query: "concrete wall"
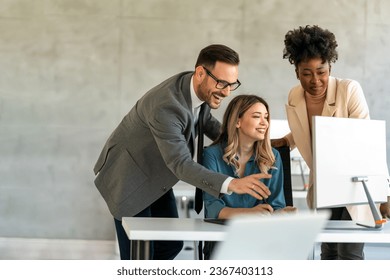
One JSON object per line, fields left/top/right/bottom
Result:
{"left": 0, "top": 0, "right": 389, "bottom": 241}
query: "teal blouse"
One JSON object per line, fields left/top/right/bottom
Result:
{"left": 202, "top": 143, "right": 286, "bottom": 218}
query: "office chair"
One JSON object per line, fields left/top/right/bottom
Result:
{"left": 273, "top": 145, "right": 293, "bottom": 206}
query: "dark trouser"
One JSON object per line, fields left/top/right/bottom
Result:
{"left": 321, "top": 207, "right": 365, "bottom": 260}
{"left": 114, "top": 189, "right": 183, "bottom": 260}
{"left": 203, "top": 241, "right": 218, "bottom": 260}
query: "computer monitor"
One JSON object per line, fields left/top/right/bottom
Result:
{"left": 312, "top": 116, "right": 389, "bottom": 228}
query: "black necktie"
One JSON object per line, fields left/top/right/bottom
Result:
{"left": 194, "top": 103, "right": 206, "bottom": 214}
{"left": 194, "top": 103, "right": 206, "bottom": 260}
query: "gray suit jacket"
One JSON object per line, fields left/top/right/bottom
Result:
{"left": 93, "top": 72, "right": 228, "bottom": 219}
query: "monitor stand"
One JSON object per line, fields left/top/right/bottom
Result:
{"left": 352, "top": 176, "right": 386, "bottom": 229}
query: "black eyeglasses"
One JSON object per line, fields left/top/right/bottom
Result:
{"left": 202, "top": 66, "right": 241, "bottom": 91}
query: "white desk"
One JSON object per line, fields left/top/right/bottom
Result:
{"left": 122, "top": 217, "right": 225, "bottom": 259}
{"left": 122, "top": 217, "right": 390, "bottom": 260}
{"left": 317, "top": 221, "right": 390, "bottom": 243}
{"left": 123, "top": 217, "right": 225, "bottom": 241}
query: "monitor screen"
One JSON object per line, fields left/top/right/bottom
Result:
{"left": 313, "top": 116, "right": 389, "bottom": 209}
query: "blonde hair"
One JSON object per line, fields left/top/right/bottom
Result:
{"left": 213, "top": 94, "right": 275, "bottom": 174}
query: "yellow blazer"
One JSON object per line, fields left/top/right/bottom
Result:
{"left": 285, "top": 76, "right": 373, "bottom": 221}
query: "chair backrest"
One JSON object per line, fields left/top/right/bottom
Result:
{"left": 273, "top": 145, "right": 293, "bottom": 206}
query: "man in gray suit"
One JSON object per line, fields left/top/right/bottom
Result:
{"left": 93, "top": 44, "right": 272, "bottom": 260}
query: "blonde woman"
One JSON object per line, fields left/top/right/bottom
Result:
{"left": 203, "top": 95, "right": 295, "bottom": 219}
{"left": 202, "top": 94, "right": 296, "bottom": 259}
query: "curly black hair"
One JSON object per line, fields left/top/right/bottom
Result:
{"left": 283, "top": 25, "right": 338, "bottom": 67}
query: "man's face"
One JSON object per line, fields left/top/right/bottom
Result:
{"left": 194, "top": 61, "right": 239, "bottom": 109}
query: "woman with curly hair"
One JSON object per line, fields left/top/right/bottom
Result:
{"left": 273, "top": 25, "right": 390, "bottom": 259}
{"left": 202, "top": 94, "right": 296, "bottom": 259}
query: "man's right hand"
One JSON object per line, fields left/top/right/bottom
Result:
{"left": 227, "top": 173, "right": 272, "bottom": 201}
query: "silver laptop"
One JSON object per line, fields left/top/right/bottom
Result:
{"left": 211, "top": 211, "right": 329, "bottom": 260}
